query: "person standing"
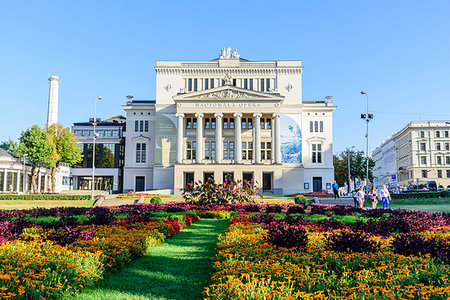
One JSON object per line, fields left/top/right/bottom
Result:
{"left": 332, "top": 181, "right": 339, "bottom": 199}
{"left": 369, "top": 186, "right": 378, "bottom": 209}
{"left": 356, "top": 187, "right": 365, "bottom": 209}
{"left": 380, "top": 185, "right": 391, "bottom": 208}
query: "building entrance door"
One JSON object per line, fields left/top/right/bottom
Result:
{"left": 184, "top": 172, "right": 194, "bottom": 188}
{"left": 313, "top": 177, "right": 322, "bottom": 192}
{"left": 263, "top": 173, "right": 272, "bottom": 191}
{"left": 243, "top": 172, "right": 253, "bottom": 183}
{"left": 135, "top": 176, "right": 145, "bottom": 192}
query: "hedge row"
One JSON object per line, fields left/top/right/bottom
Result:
{"left": 391, "top": 190, "right": 450, "bottom": 200}
{"left": 0, "top": 194, "right": 93, "bottom": 201}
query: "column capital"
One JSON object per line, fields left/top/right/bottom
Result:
{"left": 175, "top": 113, "right": 185, "bottom": 118}
{"left": 214, "top": 113, "right": 224, "bottom": 118}
{"left": 253, "top": 113, "right": 262, "bottom": 118}
{"left": 273, "top": 113, "right": 281, "bottom": 119}
{"left": 195, "top": 113, "right": 204, "bottom": 118}
{"left": 233, "top": 113, "right": 243, "bottom": 118}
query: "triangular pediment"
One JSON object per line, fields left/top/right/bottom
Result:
{"left": 173, "top": 85, "right": 284, "bottom": 102}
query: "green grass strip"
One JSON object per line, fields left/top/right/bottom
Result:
{"left": 73, "top": 219, "right": 229, "bottom": 300}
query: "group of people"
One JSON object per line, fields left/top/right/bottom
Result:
{"left": 353, "top": 185, "right": 392, "bottom": 209}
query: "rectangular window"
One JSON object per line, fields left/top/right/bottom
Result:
{"left": 112, "top": 130, "right": 119, "bottom": 137}
{"left": 210, "top": 78, "right": 214, "bottom": 88}
{"left": 310, "top": 121, "right": 313, "bottom": 132}
{"left": 194, "top": 79, "right": 198, "bottom": 91}
{"left": 312, "top": 144, "right": 322, "bottom": 163}
{"left": 438, "top": 170, "right": 442, "bottom": 178}
{"left": 223, "top": 118, "right": 228, "bottom": 129}
{"left": 261, "top": 141, "right": 272, "bottom": 160}
{"left": 205, "top": 118, "right": 210, "bottom": 129}
{"left": 445, "top": 131, "right": 449, "bottom": 138}
{"left": 260, "top": 79, "right": 264, "bottom": 91}
{"left": 223, "top": 141, "right": 235, "bottom": 160}
{"left": 266, "top": 118, "right": 271, "bottom": 129}
{"left": 436, "top": 131, "right": 440, "bottom": 138}
{"left": 140, "top": 121, "right": 144, "bottom": 132}
{"left": 447, "top": 170, "right": 450, "bottom": 178}
{"left": 188, "top": 78, "right": 192, "bottom": 91}
{"left": 447, "top": 156, "right": 450, "bottom": 164}
{"left": 248, "top": 118, "right": 253, "bottom": 129}
{"left": 266, "top": 78, "right": 270, "bottom": 91}
{"left": 186, "top": 118, "right": 192, "bottom": 129}
{"left": 422, "top": 170, "right": 428, "bottom": 178}
{"left": 229, "top": 118, "right": 234, "bottom": 129}
{"left": 144, "top": 121, "right": 149, "bottom": 132}
{"left": 136, "top": 143, "right": 146, "bottom": 163}
{"left": 320, "top": 121, "right": 323, "bottom": 132}
{"left": 261, "top": 118, "right": 265, "bottom": 129}
{"left": 244, "top": 79, "right": 248, "bottom": 89}
{"left": 421, "top": 156, "right": 427, "bottom": 164}
{"left": 446, "top": 143, "right": 450, "bottom": 151}
{"left": 232, "top": 79, "right": 237, "bottom": 86}
{"left": 242, "top": 119, "right": 247, "bottom": 130}
{"left": 135, "top": 121, "right": 138, "bottom": 132}
{"left": 205, "top": 79, "right": 209, "bottom": 90}
{"left": 420, "top": 131, "right": 425, "bottom": 138}
{"left": 186, "top": 141, "right": 197, "bottom": 160}
{"left": 437, "top": 156, "right": 442, "bottom": 164}
{"left": 204, "top": 140, "right": 216, "bottom": 160}
{"left": 437, "top": 143, "right": 441, "bottom": 151}
{"left": 193, "top": 118, "right": 197, "bottom": 129}
{"left": 420, "top": 143, "right": 426, "bottom": 151}
{"left": 211, "top": 118, "right": 216, "bottom": 129}
{"left": 249, "top": 79, "right": 253, "bottom": 90}
{"left": 315, "top": 121, "right": 318, "bottom": 132}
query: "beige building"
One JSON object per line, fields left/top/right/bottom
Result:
{"left": 373, "top": 121, "right": 450, "bottom": 189}
{"left": 122, "top": 49, "right": 336, "bottom": 195}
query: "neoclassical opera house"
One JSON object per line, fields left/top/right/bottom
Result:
{"left": 121, "top": 48, "right": 336, "bottom": 195}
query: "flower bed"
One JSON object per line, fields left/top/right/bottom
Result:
{"left": 0, "top": 208, "right": 198, "bottom": 299}
{"left": 205, "top": 222, "right": 450, "bottom": 299}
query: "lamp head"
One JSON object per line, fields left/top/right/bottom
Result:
{"left": 126, "top": 95, "right": 134, "bottom": 100}
{"left": 361, "top": 91, "right": 366, "bottom": 95}
{"left": 97, "top": 96, "right": 102, "bottom": 100}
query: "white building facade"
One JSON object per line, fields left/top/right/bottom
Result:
{"left": 122, "top": 49, "right": 336, "bottom": 195}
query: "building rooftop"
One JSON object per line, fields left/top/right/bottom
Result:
{"left": 73, "top": 115, "right": 126, "bottom": 127}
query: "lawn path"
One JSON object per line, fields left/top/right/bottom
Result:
{"left": 73, "top": 219, "right": 229, "bottom": 300}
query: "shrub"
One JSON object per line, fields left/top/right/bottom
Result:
{"left": 0, "top": 220, "right": 28, "bottom": 244}
{"left": 286, "top": 205, "right": 305, "bottom": 215}
{"left": 267, "top": 221, "right": 308, "bottom": 249}
{"left": 265, "top": 205, "right": 283, "bottom": 213}
{"left": 392, "top": 233, "right": 450, "bottom": 263}
{"left": 86, "top": 207, "right": 115, "bottom": 225}
{"left": 326, "top": 230, "right": 380, "bottom": 253}
{"left": 147, "top": 196, "right": 162, "bottom": 204}
{"left": 182, "top": 178, "right": 261, "bottom": 204}
{"left": 251, "top": 213, "right": 275, "bottom": 224}
{"left": 195, "top": 210, "right": 232, "bottom": 219}
{"left": 294, "top": 195, "right": 308, "bottom": 205}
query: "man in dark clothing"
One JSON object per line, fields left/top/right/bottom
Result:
{"left": 332, "top": 181, "right": 339, "bottom": 199}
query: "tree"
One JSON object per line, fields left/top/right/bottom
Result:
{"left": 333, "top": 149, "right": 375, "bottom": 191}
{"left": 46, "top": 124, "right": 83, "bottom": 192}
{"left": 17, "top": 125, "right": 56, "bottom": 193}
{"left": 0, "top": 139, "right": 19, "bottom": 156}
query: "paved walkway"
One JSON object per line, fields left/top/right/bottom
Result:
{"left": 74, "top": 219, "right": 229, "bottom": 300}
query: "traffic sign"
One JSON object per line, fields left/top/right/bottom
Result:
{"left": 391, "top": 174, "right": 397, "bottom": 182}
{"left": 356, "top": 181, "right": 361, "bottom": 187}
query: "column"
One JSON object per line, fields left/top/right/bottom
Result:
{"left": 16, "top": 171, "right": 20, "bottom": 193}
{"left": 234, "top": 113, "right": 242, "bottom": 163}
{"left": 273, "top": 113, "right": 281, "bottom": 163}
{"left": 214, "top": 113, "right": 223, "bottom": 163}
{"left": 195, "top": 113, "right": 204, "bottom": 163}
{"left": 3, "top": 170, "right": 7, "bottom": 192}
{"left": 254, "top": 113, "right": 262, "bottom": 163}
{"left": 176, "top": 113, "right": 184, "bottom": 163}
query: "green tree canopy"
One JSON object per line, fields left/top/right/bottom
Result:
{"left": 18, "top": 125, "right": 55, "bottom": 167}
{"left": 0, "top": 139, "right": 19, "bottom": 156}
{"left": 333, "top": 149, "right": 375, "bottom": 190}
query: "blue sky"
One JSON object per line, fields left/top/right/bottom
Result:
{"left": 1, "top": 0, "right": 450, "bottom": 155}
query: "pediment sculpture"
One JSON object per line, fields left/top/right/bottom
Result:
{"left": 198, "top": 89, "right": 250, "bottom": 99}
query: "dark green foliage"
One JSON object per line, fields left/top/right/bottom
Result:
{"left": 326, "top": 230, "right": 380, "bottom": 253}
{"left": 294, "top": 195, "right": 308, "bottom": 205}
{"left": 267, "top": 221, "right": 308, "bottom": 249}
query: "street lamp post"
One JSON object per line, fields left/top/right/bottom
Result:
{"left": 91, "top": 96, "right": 102, "bottom": 201}
{"left": 347, "top": 146, "right": 355, "bottom": 195}
{"left": 361, "top": 91, "right": 373, "bottom": 196}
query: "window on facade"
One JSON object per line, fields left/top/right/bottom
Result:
{"left": 310, "top": 121, "right": 313, "bottom": 132}
{"left": 312, "top": 144, "right": 322, "bottom": 163}
{"left": 136, "top": 143, "right": 146, "bottom": 163}
{"left": 139, "top": 121, "right": 144, "bottom": 132}
{"left": 420, "top": 143, "right": 426, "bottom": 151}
{"left": 210, "top": 78, "right": 214, "bottom": 88}
{"left": 421, "top": 156, "right": 427, "bottom": 164}
{"left": 248, "top": 118, "right": 253, "bottom": 129}
{"left": 244, "top": 79, "right": 248, "bottom": 89}
{"left": 420, "top": 131, "right": 425, "bottom": 138}
{"left": 249, "top": 79, "right": 254, "bottom": 90}
{"left": 211, "top": 118, "right": 216, "bottom": 129}
{"left": 437, "top": 143, "right": 441, "bottom": 151}
{"left": 446, "top": 143, "right": 450, "bottom": 151}
{"left": 261, "top": 142, "right": 272, "bottom": 160}
{"left": 438, "top": 170, "right": 443, "bottom": 178}
{"left": 447, "top": 170, "right": 450, "bottom": 178}
{"left": 445, "top": 131, "right": 449, "bottom": 138}
{"left": 188, "top": 78, "right": 192, "bottom": 91}
{"left": 320, "top": 121, "right": 323, "bottom": 132}
{"left": 186, "top": 118, "right": 192, "bottom": 129}
{"left": 436, "top": 131, "right": 440, "bottom": 138}
{"left": 266, "top": 118, "right": 271, "bottom": 129}
{"left": 222, "top": 79, "right": 225, "bottom": 86}
{"left": 266, "top": 78, "right": 270, "bottom": 91}
{"left": 260, "top": 79, "right": 265, "bottom": 91}
{"left": 242, "top": 142, "right": 253, "bottom": 160}
{"left": 314, "top": 121, "right": 319, "bottom": 132}
{"left": 229, "top": 118, "right": 234, "bottom": 129}
{"left": 232, "top": 79, "right": 237, "bottom": 86}
{"left": 204, "top": 141, "right": 216, "bottom": 160}
{"left": 112, "top": 130, "right": 119, "bottom": 137}
{"left": 135, "top": 121, "right": 138, "bottom": 132}
{"left": 104, "top": 130, "right": 112, "bottom": 137}
{"left": 223, "top": 118, "right": 228, "bottom": 129}
{"left": 223, "top": 141, "right": 234, "bottom": 160}
{"left": 144, "top": 121, "right": 149, "bottom": 132}
{"left": 102, "top": 144, "right": 116, "bottom": 168}
{"left": 194, "top": 79, "right": 198, "bottom": 91}
{"left": 242, "top": 118, "right": 247, "bottom": 130}
{"left": 446, "top": 156, "right": 450, "bottom": 164}
{"left": 437, "top": 156, "right": 442, "bottom": 164}
{"left": 205, "top": 118, "right": 210, "bottom": 129}
{"left": 193, "top": 118, "right": 197, "bottom": 129}
{"left": 422, "top": 170, "right": 428, "bottom": 178}
{"left": 186, "top": 141, "right": 196, "bottom": 160}
{"left": 205, "top": 79, "right": 209, "bottom": 90}
{"left": 261, "top": 118, "right": 265, "bottom": 129}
